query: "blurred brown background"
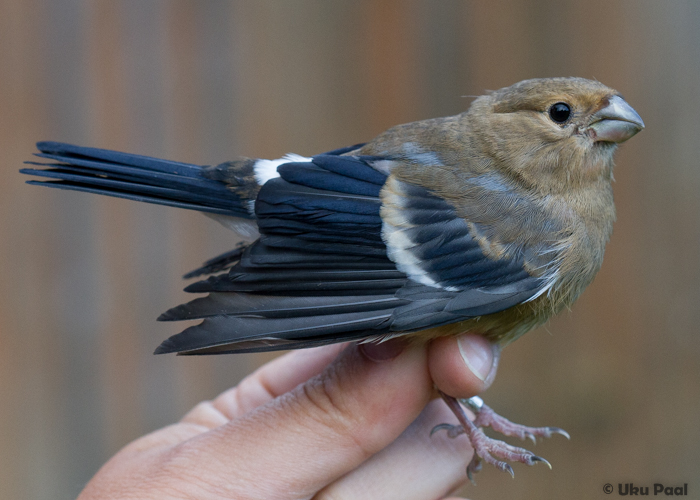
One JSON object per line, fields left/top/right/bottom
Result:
{"left": 1, "top": 1, "right": 698, "bottom": 499}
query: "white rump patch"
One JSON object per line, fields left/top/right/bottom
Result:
{"left": 253, "top": 154, "right": 312, "bottom": 186}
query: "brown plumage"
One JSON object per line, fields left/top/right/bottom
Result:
{"left": 21, "top": 77, "right": 644, "bottom": 479}
{"left": 359, "top": 77, "right": 637, "bottom": 345}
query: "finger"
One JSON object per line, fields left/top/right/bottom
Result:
{"left": 428, "top": 333, "right": 500, "bottom": 399}
{"left": 179, "top": 400, "right": 231, "bottom": 429}
{"left": 181, "top": 343, "right": 346, "bottom": 426}
{"left": 314, "top": 398, "right": 472, "bottom": 500}
{"left": 176, "top": 340, "right": 433, "bottom": 500}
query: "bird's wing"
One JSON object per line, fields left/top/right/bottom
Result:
{"left": 380, "top": 177, "right": 544, "bottom": 332}
{"left": 157, "top": 151, "right": 546, "bottom": 355}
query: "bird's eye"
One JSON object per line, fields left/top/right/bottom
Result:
{"left": 549, "top": 102, "right": 571, "bottom": 123}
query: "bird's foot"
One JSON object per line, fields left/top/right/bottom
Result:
{"left": 432, "top": 391, "right": 567, "bottom": 483}
{"left": 466, "top": 396, "right": 570, "bottom": 445}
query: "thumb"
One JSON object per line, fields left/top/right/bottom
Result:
{"left": 180, "top": 340, "right": 433, "bottom": 499}
{"left": 428, "top": 333, "right": 500, "bottom": 399}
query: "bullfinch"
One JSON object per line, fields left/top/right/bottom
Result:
{"left": 21, "top": 77, "right": 644, "bottom": 479}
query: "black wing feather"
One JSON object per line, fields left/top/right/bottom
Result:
{"left": 159, "top": 293, "right": 406, "bottom": 321}
{"left": 23, "top": 143, "right": 546, "bottom": 354}
{"left": 155, "top": 310, "right": 395, "bottom": 355}
{"left": 158, "top": 154, "right": 545, "bottom": 354}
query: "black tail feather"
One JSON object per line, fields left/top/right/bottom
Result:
{"left": 21, "top": 142, "right": 252, "bottom": 218}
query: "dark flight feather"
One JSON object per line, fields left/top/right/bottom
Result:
{"left": 22, "top": 142, "right": 548, "bottom": 354}
{"left": 21, "top": 142, "right": 251, "bottom": 218}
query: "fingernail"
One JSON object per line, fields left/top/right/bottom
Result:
{"left": 360, "top": 338, "right": 406, "bottom": 362}
{"left": 458, "top": 334, "right": 497, "bottom": 382}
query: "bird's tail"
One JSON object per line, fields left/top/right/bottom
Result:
{"left": 21, "top": 142, "right": 253, "bottom": 219}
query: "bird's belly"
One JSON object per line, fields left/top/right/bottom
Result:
{"left": 410, "top": 296, "right": 555, "bottom": 346}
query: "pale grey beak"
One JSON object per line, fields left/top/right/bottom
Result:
{"left": 588, "top": 95, "right": 644, "bottom": 143}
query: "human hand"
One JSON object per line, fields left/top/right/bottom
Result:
{"left": 78, "top": 334, "right": 499, "bottom": 500}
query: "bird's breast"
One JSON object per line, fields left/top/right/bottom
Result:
{"left": 533, "top": 185, "right": 615, "bottom": 311}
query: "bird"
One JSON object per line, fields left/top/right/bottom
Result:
{"left": 21, "top": 77, "right": 644, "bottom": 480}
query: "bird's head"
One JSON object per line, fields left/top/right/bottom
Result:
{"left": 468, "top": 77, "right": 644, "bottom": 194}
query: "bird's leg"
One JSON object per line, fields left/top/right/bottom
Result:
{"left": 432, "top": 391, "right": 568, "bottom": 483}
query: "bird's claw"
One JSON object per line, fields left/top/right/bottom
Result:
{"left": 524, "top": 431, "right": 537, "bottom": 446}
{"left": 434, "top": 420, "right": 553, "bottom": 478}
{"left": 436, "top": 391, "right": 565, "bottom": 482}
{"left": 430, "top": 423, "right": 450, "bottom": 436}
{"left": 472, "top": 403, "right": 570, "bottom": 443}
{"left": 502, "top": 463, "right": 515, "bottom": 479}
{"left": 530, "top": 455, "right": 552, "bottom": 469}
{"left": 470, "top": 427, "right": 549, "bottom": 475}
{"left": 466, "top": 456, "right": 482, "bottom": 485}
{"left": 548, "top": 427, "right": 571, "bottom": 440}
{"left": 430, "top": 423, "right": 465, "bottom": 439}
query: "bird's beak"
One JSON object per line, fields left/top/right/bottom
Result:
{"left": 588, "top": 95, "right": 644, "bottom": 143}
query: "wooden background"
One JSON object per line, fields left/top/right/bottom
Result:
{"left": 2, "top": 1, "right": 699, "bottom": 499}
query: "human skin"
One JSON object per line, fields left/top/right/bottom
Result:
{"left": 77, "top": 333, "right": 497, "bottom": 500}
